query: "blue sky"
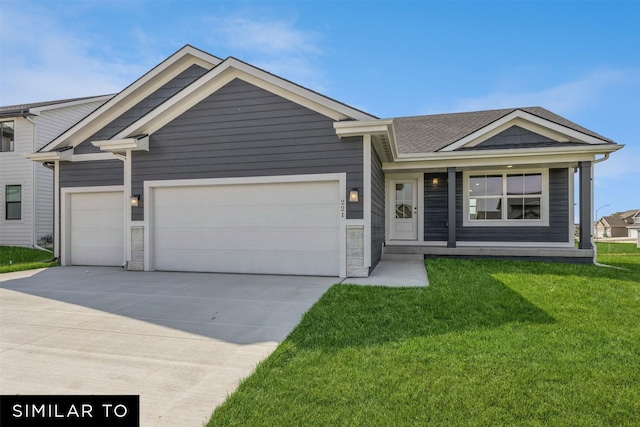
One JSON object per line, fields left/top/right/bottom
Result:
{"left": 1, "top": 0, "right": 638, "bottom": 219}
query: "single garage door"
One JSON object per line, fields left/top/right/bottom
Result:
{"left": 69, "top": 191, "right": 124, "bottom": 266}
{"left": 152, "top": 180, "right": 340, "bottom": 276}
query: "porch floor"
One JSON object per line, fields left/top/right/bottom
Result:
{"left": 383, "top": 244, "right": 594, "bottom": 264}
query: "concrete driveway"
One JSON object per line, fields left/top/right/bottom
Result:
{"left": 0, "top": 267, "right": 336, "bottom": 426}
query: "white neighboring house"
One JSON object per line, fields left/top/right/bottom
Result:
{"left": 0, "top": 96, "right": 112, "bottom": 247}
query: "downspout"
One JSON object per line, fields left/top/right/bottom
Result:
{"left": 22, "top": 112, "right": 45, "bottom": 251}
{"left": 591, "top": 154, "right": 611, "bottom": 266}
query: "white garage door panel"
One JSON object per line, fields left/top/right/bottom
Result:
{"left": 70, "top": 191, "right": 124, "bottom": 266}
{"left": 153, "top": 181, "right": 340, "bottom": 276}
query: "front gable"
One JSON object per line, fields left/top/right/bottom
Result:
{"left": 39, "top": 45, "right": 221, "bottom": 153}
{"left": 441, "top": 109, "right": 613, "bottom": 152}
{"left": 74, "top": 64, "right": 208, "bottom": 154}
{"left": 461, "top": 125, "right": 589, "bottom": 150}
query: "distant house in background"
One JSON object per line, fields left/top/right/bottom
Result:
{"left": 595, "top": 210, "right": 640, "bottom": 239}
{"left": 0, "top": 96, "right": 112, "bottom": 247}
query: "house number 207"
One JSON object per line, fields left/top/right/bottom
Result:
{"left": 340, "top": 199, "right": 345, "bottom": 218}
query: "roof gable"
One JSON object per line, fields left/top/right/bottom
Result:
{"left": 40, "top": 45, "right": 221, "bottom": 152}
{"left": 392, "top": 107, "right": 615, "bottom": 155}
{"left": 111, "top": 56, "right": 375, "bottom": 140}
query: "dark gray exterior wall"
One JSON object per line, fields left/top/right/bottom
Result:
{"left": 75, "top": 65, "right": 208, "bottom": 154}
{"left": 468, "top": 126, "right": 556, "bottom": 150}
{"left": 424, "top": 172, "right": 448, "bottom": 241}
{"left": 423, "top": 168, "right": 569, "bottom": 242}
{"left": 59, "top": 160, "right": 123, "bottom": 187}
{"left": 131, "top": 78, "right": 364, "bottom": 220}
{"left": 370, "top": 146, "right": 385, "bottom": 267}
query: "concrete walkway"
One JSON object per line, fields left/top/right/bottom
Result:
{"left": 342, "top": 255, "right": 429, "bottom": 287}
{"left": 0, "top": 267, "right": 336, "bottom": 426}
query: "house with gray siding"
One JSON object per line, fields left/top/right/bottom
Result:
{"left": 1, "top": 95, "right": 111, "bottom": 248}
{"left": 27, "top": 45, "right": 623, "bottom": 276}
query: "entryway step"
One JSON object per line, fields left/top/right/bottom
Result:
{"left": 380, "top": 253, "right": 424, "bottom": 262}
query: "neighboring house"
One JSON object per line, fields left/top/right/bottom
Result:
{"left": 1, "top": 96, "right": 112, "bottom": 247}
{"left": 595, "top": 210, "right": 640, "bottom": 239}
{"left": 27, "top": 45, "right": 622, "bottom": 276}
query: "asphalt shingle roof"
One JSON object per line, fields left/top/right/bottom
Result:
{"left": 392, "top": 106, "right": 615, "bottom": 154}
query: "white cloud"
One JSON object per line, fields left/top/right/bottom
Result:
{"left": 0, "top": 4, "right": 148, "bottom": 105}
{"left": 204, "top": 15, "right": 328, "bottom": 92}
{"left": 439, "top": 68, "right": 637, "bottom": 116}
{"left": 212, "top": 17, "right": 321, "bottom": 55}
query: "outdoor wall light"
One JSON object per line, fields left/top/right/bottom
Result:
{"left": 432, "top": 177, "right": 439, "bottom": 185}
{"left": 130, "top": 195, "right": 141, "bottom": 207}
{"left": 349, "top": 188, "right": 359, "bottom": 202}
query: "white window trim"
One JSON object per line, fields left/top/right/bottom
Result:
{"left": 462, "top": 169, "right": 549, "bottom": 227}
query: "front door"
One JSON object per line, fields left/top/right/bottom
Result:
{"left": 391, "top": 180, "right": 418, "bottom": 240}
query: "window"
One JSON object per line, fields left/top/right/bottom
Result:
{"left": 5, "top": 185, "right": 21, "bottom": 220}
{"left": 465, "top": 170, "right": 547, "bottom": 226}
{"left": 1, "top": 121, "right": 14, "bottom": 152}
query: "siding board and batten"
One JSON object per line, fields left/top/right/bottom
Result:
{"left": 370, "top": 146, "right": 385, "bottom": 266}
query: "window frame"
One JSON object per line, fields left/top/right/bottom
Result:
{"left": 5, "top": 185, "right": 22, "bottom": 220}
{"left": 463, "top": 169, "right": 549, "bottom": 227}
{"left": 1, "top": 120, "right": 15, "bottom": 152}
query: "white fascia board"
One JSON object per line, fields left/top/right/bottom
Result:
{"left": 441, "top": 110, "right": 612, "bottom": 152}
{"left": 24, "top": 151, "right": 61, "bottom": 161}
{"left": 333, "top": 120, "right": 393, "bottom": 137}
{"left": 92, "top": 136, "right": 149, "bottom": 153}
{"left": 382, "top": 145, "right": 623, "bottom": 171}
{"left": 29, "top": 95, "right": 114, "bottom": 114}
{"left": 114, "top": 59, "right": 376, "bottom": 139}
{"left": 40, "top": 46, "right": 221, "bottom": 153}
{"left": 224, "top": 59, "right": 376, "bottom": 121}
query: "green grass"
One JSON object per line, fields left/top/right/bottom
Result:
{"left": 208, "top": 245, "right": 640, "bottom": 426}
{"left": 0, "top": 246, "right": 57, "bottom": 274}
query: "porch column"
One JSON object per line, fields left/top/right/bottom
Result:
{"left": 448, "top": 167, "right": 456, "bottom": 248}
{"left": 579, "top": 161, "right": 592, "bottom": 250}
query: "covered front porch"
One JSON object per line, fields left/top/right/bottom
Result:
{"left": 383, "top": 161, "right": 596, "bottom": 264}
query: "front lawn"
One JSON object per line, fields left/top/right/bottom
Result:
{"left": 0, "top": 246, "right": 58, "bottom": 274}
{"left": 208, "top": 244, "right": 640, "bottom": 426}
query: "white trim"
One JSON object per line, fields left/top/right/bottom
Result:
{"left": 92, "top": 136, "right": 149, "bottom": 153}
{"left": 114, "top": 60, "right": 375, "bottom": 140}
{"left": 40, "top": 46, "right": 221, "bottom": 152}
{"left": 143, "top": 173, "right": 347, "bottom": 277}
{"left": 60, "top": 185, "right": 125, "bottom": 266}
{"left": 462, "top": 169, "right": 550, "bottom": 227}
{"left": 333, "top": 120, "right": 393, "bottom": 137}
{"left": 441, "top": 110, "right": 612, "bottom": 152}
{"left": 363, "top": 134, "right": 372, "bottom": 268}
{"left": 382, "top": 149, "right": 621, "bottom": 172}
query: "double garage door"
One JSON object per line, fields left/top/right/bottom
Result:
{"left": 152, "top": 180, "right": 340, "bottom": 276}
{"left": 67, "top": 180, "right": 340, "bottom": 276}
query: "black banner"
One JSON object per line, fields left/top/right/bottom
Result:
{"left": 0, "top": 395, "right": 139, "bottom": 427}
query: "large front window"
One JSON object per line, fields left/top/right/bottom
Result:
{"left": 465, "top": 170, "right": 546, "bottom": 226}
{"left": 1, "top": 121, "right": 14, "bottom": 152}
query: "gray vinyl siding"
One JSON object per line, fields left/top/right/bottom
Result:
{"left": 465, "top": 126, "right": 588, "bottom": 150}
{"left": 131, "top": 78, "right": 364, "bottom": 221}
{"left": 422, "top": 168, "right": 569, "bottom": 242}
{"left": 59, "top": 160, "right": 123, "bottom": 187}
{"left": 370, "top": 146, "right": 385, "bottom": 267}
{"left": 75, "top": 65, "right": 208, "bottom": 154}
{"left": 424, "top": 172, "right": 448, "bottom": 241}
{"left": 456, "top": 168, "right": 569, "bottom": 242}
